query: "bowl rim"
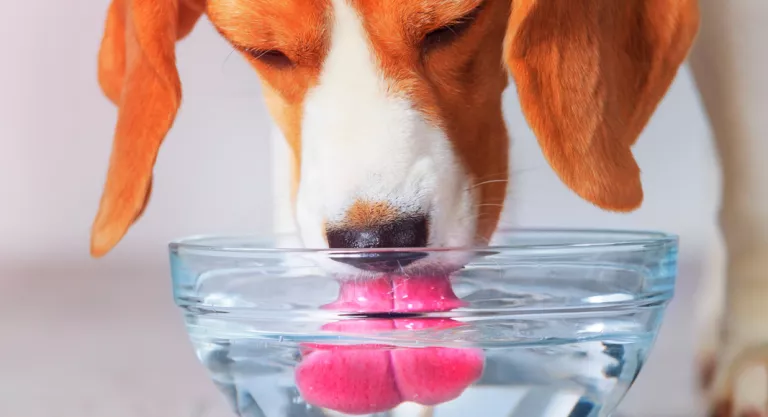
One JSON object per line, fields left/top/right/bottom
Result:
{"left": 169, "top": 227, "right": 678, "bottom": 255}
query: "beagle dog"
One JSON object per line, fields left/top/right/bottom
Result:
{"left": 90, "top": 0, "right": 767, "bottom": 415}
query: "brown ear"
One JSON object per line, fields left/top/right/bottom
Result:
{"left": 92, "top": 0, "right": 206, "bottom": 257}
{"left": 505, "top": 0, "right": 699, "bottom": 211}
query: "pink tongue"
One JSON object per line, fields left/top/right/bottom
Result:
{"left": 296, "top": 276, "right": 484, "bottom": 415}
{"left": 325, "top": 275, "right": 466, "bottom": 313}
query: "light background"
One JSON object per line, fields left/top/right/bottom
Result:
{"left": 0, "top": 1, "right": 721, "bottom": 416}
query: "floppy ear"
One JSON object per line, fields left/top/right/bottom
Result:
{"left": 92, "top": 0, "right": 206, "bottom": 257}
{"left": 505, "top": 0, "right": 699, "bottom": 211}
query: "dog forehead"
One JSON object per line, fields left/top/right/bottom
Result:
{"left": 207, "top": 0, "right": 480, "bottom": 31}
{"left": 350, "top": 0, "right": 482, "bottom": 19}
{"left": 208, "top": 0, "right": 329, "bottom": 18}
{"left": 207, "top": 0, "right": 330, "bottom": 40}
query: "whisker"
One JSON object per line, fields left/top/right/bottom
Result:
{"left": 466, "top": 179, "right": 509, "bottom": 191}
{"left": 471, "top": 172, "right": 509, "bottom": 182}
{"left": 397, "top": 260, "right": 411, "bottom": 279}
{"left": 470, "top": 165, "right": 541, "bottom": 185}
{"left": 221, "top": 48, "right": 237, "bottom": 72}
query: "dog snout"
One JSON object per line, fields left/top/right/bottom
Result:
{"left": 326, "top": 215, "right": 429, "bottom": 273}
{"left": 327, "top": 215, "right": 429, "bottom": 249}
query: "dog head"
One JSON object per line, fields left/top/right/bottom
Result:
{"left": 90, "top": 0, "right": 699, "bottom": 257}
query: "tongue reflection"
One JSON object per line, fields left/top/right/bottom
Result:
{"left": 296, "top": 275, "right": 485, "bottom": 415}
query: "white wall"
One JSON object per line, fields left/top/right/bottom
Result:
{"left": 1, "top": 4, "right": 275, "bottom": 267}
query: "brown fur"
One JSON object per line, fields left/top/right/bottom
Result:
{"left": 337, "top": 201, "right": 401, "bottom": 229}
{"left": 91, "top": 0, "right": 206, "bottom": 257}
{"left": 208, "top": 0, "right": 331, "bottom": 202}
{"left": 505, "top": 0, "right": 700, "bottom": 211}
{"left": 91, "top": 0, "right": 700, "bottom": 256}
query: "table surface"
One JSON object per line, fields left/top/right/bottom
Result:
{"left": 0, "top": 261, "right": 704, "bottom": 417}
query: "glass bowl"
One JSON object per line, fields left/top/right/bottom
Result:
{"left": 170, "top": 229, "right": 678, "bottom": 417}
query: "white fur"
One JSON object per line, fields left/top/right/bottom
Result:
{"left": 294, "top": 0, "right": 476, "bottom": 250}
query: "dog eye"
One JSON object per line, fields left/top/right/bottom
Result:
{"left": 247, "top": 49, "right": 293, "bottom": 69}
{"left": 422, "top": 7, "right": 482, "bottom": 51}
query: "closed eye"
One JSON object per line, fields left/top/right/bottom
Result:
{"left": 422, "top": 3, "right": 484, "bottom": 51}
{"left": 244, "top": 49, "right": 294, "bottom": 69}
{"left": 210, "top": 23, "right": 296, "bottom": 70}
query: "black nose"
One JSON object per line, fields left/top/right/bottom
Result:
{"left": 327, "top": 216, "right": 429, "bottom": 249}
{"left": 327, "top": 215, "right": 429, "bottom": 272}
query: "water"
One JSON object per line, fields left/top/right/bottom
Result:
{"left": 188, "top": 315, "right": 652, "bottom": 417}
{"left": 181, "top": 276, "right": 663, "bottom": 417}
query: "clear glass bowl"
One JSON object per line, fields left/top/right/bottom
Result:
{"left": 170, "top": 229, "right": 678, "bottom": 417}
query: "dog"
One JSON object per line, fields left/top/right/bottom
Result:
{"left": 687, "top": 1, "right": 768, "bottom": 416}
{"left": 90, "top": 0, "right": 767, "bottom": 415}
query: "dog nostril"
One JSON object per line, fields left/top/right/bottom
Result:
{"left": 326, "top": 215, "right": 429, "bottom": 249}
{"left": 326, "top": 215, "right": 429, "bottom": 273}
